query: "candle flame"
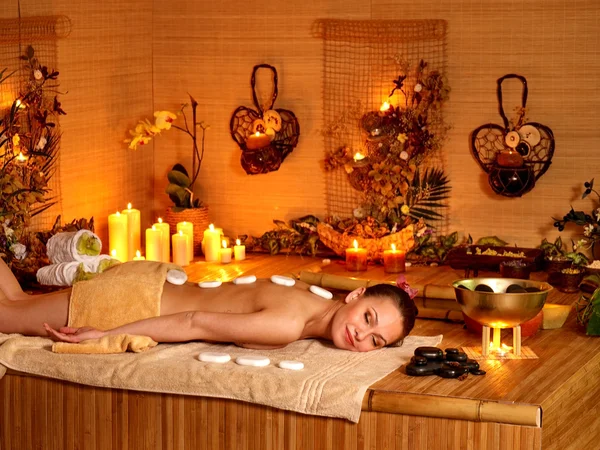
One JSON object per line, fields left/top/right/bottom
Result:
{"left": 353, "top": 239, "right": 358, "bottom": 250}
{"left": 136, "top": 250, "right": 141, "bottom": 258}
{"left": 16, "top": 151, "right": 27, "bottom": 162}
{"left": 254, "top": 131, "right": 260, "bottom": 137}
{"left": 158, "top": 217, "right": 163, "bottom": 223}
{"left": 111, "top": 249, "right": 117, "bottom": 257}
{"left": 353, "top": 152, "right": 365, "bottom": 162}
{"left": 179, "top": 230, "right": 183, "bottom": 236}
{"left": 380, "top": 101, "right": 391, "bottom": 112}
{"left": 116, "top": 211, "right": 120, "bottom": 216}
{"left": 182, "top": 221, "right": 187, "bottom": 225}
{"left": 209, "top": 224, "right": 215, "bottom": 231}
{"left": 236, "top": 238, "right": 241, "bottom": 246}
{"left": 151, "top": 225, "right": 156, "bottom": 231}
{"left": 127, "top": 202, "right": 132, "bottom": 209}
{"left": 391, "top": 243, "right": 396, "bottom": 252}
{"left": 222, "top": 239, "right": 228, "bottom": 249}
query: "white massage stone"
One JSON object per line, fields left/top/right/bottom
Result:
{"left": 198, "top": 352, "right": 231, "bottom": 364}
{"left": 278, "top": 360, "right": 304, "bottom": 371}
{"left": 198, "top": 280, "right": 222, "bottom": 289}
{"left": 270, "top": 275, "right": 296, "bottom": 287}
{"left": 235, "top": 355, "right": 270, "bottom": 367}
{"left": 232, "top": 275, "right": 257, "bottom": 285}
{"left": 309, "top": 285, "right": 333, "bottom": 300}
{"left": 166, "top": 269, "right": 188, "bottom": 285}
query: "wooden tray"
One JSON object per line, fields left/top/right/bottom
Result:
{"left": 447, "top": 245, "right": 544, "bottom": 275}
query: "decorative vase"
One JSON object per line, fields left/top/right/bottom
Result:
{"left": 555, "top": 270, "right": 585, "bottom": 294}
{"left": 163, "top": 206, "right": 210, "bottom": 257}
{"left": 499, "top": 260, "right": 533, "bottom": 279}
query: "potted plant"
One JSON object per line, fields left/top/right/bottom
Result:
{"left": 539, "top": 237, "right": 572, "bottom": 273}
{"left": 126, "top": 95, "right": 210, "bottom": 255}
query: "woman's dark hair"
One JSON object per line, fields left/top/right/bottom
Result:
{"left": 363, "top": 283, "right": 419, "bottom": 346}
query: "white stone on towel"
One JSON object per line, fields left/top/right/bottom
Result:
{"left": 278, "top": 360, "right": 304, "bottom": 371}
{"left": 198, "top": 352, "right": 231, "bottom": 364}
{"left": 166, "top": 269, "right": 188, "bottom": 285}
{"left": 232, "top": 275, "right": 257, "bottom": 285}
{"left": 235, "top": 355, "right": 270, "bottom": 367}
{"left": 309, "top": 285, "right": 333, "bottom": 300}
{"left": 198, "top": 280, "right": 222, "bottom": 289}
{"left": 270, "top": 275, "right": 296, "bottom": 287}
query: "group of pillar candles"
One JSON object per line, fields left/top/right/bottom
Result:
{"left": 107, "top": 204, "right": 246, "bottom": 266}
{"left": 346, "top": 240, "right": 406, "bottom": 273}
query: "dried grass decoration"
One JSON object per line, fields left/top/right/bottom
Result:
{"left": 470, "top": 74, "right": 554, "bottom": 197}
{"left": 230, "top": 64, "right": 300, "bottom": 175}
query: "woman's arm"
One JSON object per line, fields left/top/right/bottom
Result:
{"left": 46, "top": 309, "right": 305, "bottom": 346}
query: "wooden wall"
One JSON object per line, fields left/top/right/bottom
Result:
{"left": 3, "top": 0, "right": 600, "bottom": 248}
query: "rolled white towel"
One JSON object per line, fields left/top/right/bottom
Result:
{"left": 36, "top": 262, "right": 81, "bottom": 286}
{"left": 46, "top": 230, "right": 102, "bottom": 264}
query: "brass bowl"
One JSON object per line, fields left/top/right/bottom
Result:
{"left": 452, "top": 278, "right": 553, "bottom": 328}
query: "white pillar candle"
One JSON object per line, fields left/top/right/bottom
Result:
{"left": 202, "top": 227, "right": 223, "bottom": 253}
{"left": 176, "top": 221, "right": 194, "bottom": 263}
{"left": 133, "top": 250, "right": 145, "bottom": 261}
{"left": 121, "top": 203, "right": 141, "bottom": 261}
{"left": 172, "top": 230, "right": 188, "bottom": 267}
{"left": 145, "top": 225, "right": 162, "bottom": 262}
{"left": 154, "top": 217, "right": 171, "bottom": 263}
{"left": 203, "top": 224, "right": 221, "bottom": 262}
{"left": 234, "top": 239, "right": 246, "bottom": 261}
{"left": 108, "top": 211, "right": 128, "bottom": 263}
{"left": 220, "top": 240, "right": 232, "bottom": 264}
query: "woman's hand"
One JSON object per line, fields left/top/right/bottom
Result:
{"left": 43, "top": 323, "right": 106, "bottom": 343}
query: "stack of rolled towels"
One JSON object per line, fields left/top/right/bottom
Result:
{"left": 36, "top": 230, "right": 119, "bottom": 286}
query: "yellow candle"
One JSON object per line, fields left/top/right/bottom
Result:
{"left": 176, "top": 221, "right": 194, "bottom": 263}
{"left": 383, "top": 243, "right": 406, "bottom": 273}
{"left": 108, "top": 211, "right": 128, "bottom": 263}
{"left": 203, "top": 224, "right": 221, "bottom": 262}
{"left": 172, "top": 230, "right": 189, "bottom": 267}
{"left": 154, "top": 217, "right": 171, "bottom": 263}
{"left": 345, "top": 239, "right": 368, "bottom": 272}
{"left": 234, "top": 238, "right": 246, "bottom": 261}
{"left": 220, "top": 240, "right": 232, "bottom": 264}
{"left": 133, "top": 250, "right": 145, "bottom": 261}
{"left": 145, "top": 225, "right": 162, "bottom": 262}
{"left": 121, "top": 203, "right": 141, "bottom": 261}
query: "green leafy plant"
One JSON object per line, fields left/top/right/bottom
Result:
{"left": 126, "top": 94, "right": 209, "bottom": 210}
{"left": 246, "top": 215, "right": 322, "bottom": 256}
{"left": 575, "top": 273, "right": 600, "bottom": 335}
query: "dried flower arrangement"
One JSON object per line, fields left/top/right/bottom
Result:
{"left": 0, "top": 46, "right": 65, "bottom": 270}
{"left": 322, "top": 59, "right": 456, "bottom": 261}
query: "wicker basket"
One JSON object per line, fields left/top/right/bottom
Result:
{"left": 317, "top": 223, "right": 415, "bottom": 261}
{"left": 163, "top": 206, "right": 210, "bottom": 257}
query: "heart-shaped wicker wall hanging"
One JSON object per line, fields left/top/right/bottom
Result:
{"left": 230, "top": 64, "right": 300, "bottom": 175}
{"left": 470, "top": 74, "right": 554, "bottom": 197}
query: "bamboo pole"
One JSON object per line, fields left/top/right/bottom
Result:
{"left": 362, "top": 391, "right": 541, "bottom": 427}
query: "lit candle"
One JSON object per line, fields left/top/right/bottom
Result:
{"left": 203, "top": 224, "right": 221, "bottom": 262}
{"left": 154, "top": 217, "right": 171, "bottom": 263}
{"left": 145, "top": 225, "right": 162, "bottom": 262}
{"left": 380, "top": 101, "right": 391, "bottom": 112}
{"left": 353, "top": 152, "right": 366, "bottom": 162}
{"left": 245, "top": 131, "right": 271, "bottom": 150}
{"left": 16, "top": 151, "right": 28, "bottom": 164}
{"left": 122, "top": 203, "right": 141, "bottom": 261}
{"left": 176, "top": 221, "right": 194, "bottom": 263}
{"left": 383, "top": 244, "right": 406, "bottom": 273}
{"left": 234, "top": 238, "right": 246, "bottom": 261}
{"left": 172, "top": 230, "right": 189, "bottom": 267}
{"left": 345, "top": 239, "right": 368, "bottom": 272}
{"left": 220, "top": 240, "right": 232, "bottom": 264}
{"left": 133, "top": 250, "right": 145, "bottom": 261}
{"left": 108, "top": 211, "right": 128, "bottom": 262}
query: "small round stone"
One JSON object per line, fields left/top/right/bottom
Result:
{"left": 233, "top": 275, "right": 257, "bottom": 285}
{"left": 198, "top": 280, "right": 222, "bottom": 289}
{"left": 278, "top": 360, "right": 304, "bottom": 371}
{"left": 471, "top": 369, "right": 487, "bottom": 376}
{"left": 309, "top": 285, "right": 333, "bottom": 300}
{"left": 166, "top": 269, "right": 188, "bottom": 285}
{"left": 198, "top": 352, "right": 231, "bottom": 364}
{"left": 235, "top": 355, "right": 270, "bottom": 367}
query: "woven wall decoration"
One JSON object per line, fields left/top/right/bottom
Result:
{"left": 470, "top": 74, "right": 554, "bottom": 197}
{"left": 230, "top": 64, "right": 300, "bottom": 175}
{"left": 0, "top": 15, "right": 71, "bottom": 230}
{"left": 316, "top": 19, "right": 449, "bottom": 230}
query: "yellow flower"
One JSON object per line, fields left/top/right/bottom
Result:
{"left": 154, "top": 111, "right": 177, "bottom": 130}
{"left": 397, "top": 133, "right": 408, "bottom": 143}
{"left": 12, "top": 134, "right": 20, "bottom": 148}
{"left": 400, "top": 204, "right": 410, "bottom": 215}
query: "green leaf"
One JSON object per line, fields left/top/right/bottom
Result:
{"left": 167, "top": 169, "right": 191, "bottom": 188}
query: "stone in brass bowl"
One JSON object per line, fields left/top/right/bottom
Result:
{"left": 452, "top": 278, "right": 553, "bottom": 328}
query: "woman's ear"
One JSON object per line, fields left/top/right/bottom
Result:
{"left": 344, "top": 287, "right": 366, "bottom": 303}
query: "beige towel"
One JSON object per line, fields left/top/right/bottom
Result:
{"left": 68, "top": 260, "right": 182, "bottom": 330}
{"left": 52, "top": 334, "right": 158, "bottom": 354}
{"left": 0, "top": 333, "right": 441, "bottom": 422}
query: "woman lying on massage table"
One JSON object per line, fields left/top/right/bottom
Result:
{"left": 0, "top": 259, "right": 417, "bottom": 352}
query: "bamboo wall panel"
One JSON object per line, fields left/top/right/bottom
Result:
{"left": 0, "top": 373, "right": 542, "bottom": 450}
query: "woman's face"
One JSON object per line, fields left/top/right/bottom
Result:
{"left": 331, "top": 288, "right": 403, "bottom": 352}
